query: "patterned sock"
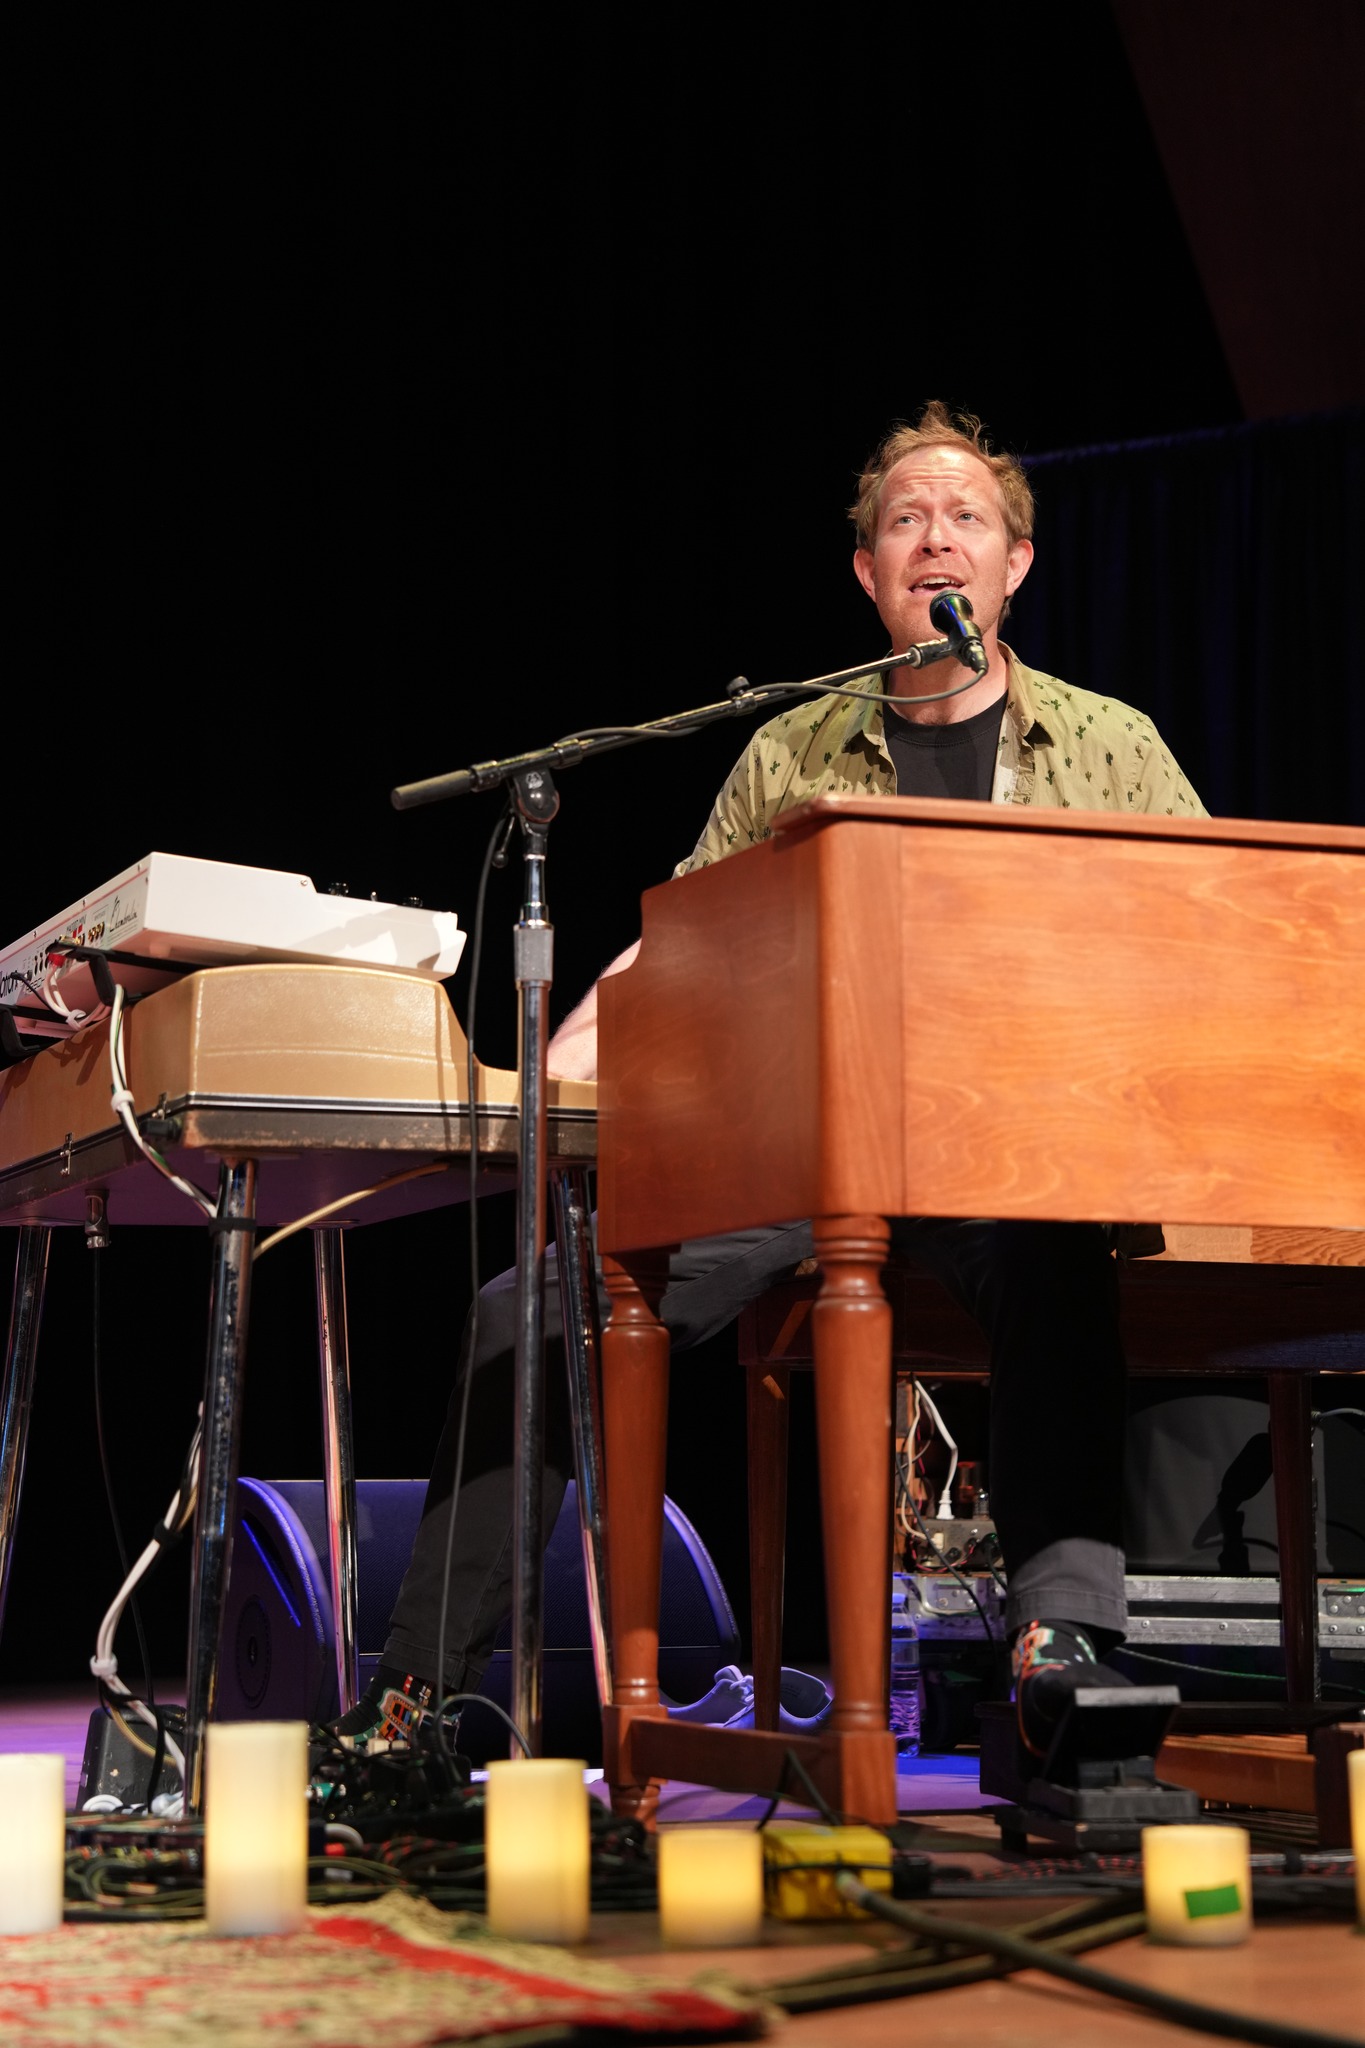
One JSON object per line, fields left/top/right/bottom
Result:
{"left": 331, "top": 1665, "right": 438, "bottom": 1743}
{"left": 1011, "top": 1618, "right": 1130, "bottom": 1761}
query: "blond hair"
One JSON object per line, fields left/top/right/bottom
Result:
{"left": 850, "top": 401, "right": 1035, "bottom": 551}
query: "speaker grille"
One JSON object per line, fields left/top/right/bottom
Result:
{"left": 234, "top": 1596, "right": 273, "bottom": 1707}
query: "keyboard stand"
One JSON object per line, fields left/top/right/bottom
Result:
{"left": 0, "top": 963, "right": 599, "bottom": 1812}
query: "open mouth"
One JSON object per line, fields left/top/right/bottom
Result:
{"left": 909, "top": 575, "right": 964, "bottom": 591}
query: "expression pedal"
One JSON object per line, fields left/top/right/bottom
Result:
{"left": 977, "top": 1688, "right": 1199, "bottom": 1853}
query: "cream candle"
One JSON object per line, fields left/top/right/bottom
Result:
{"left": 485, "top": 1759, "right": 590, "bottom": 1944}
{"left": 1142, "top": 1824, "right": 1251, "bottom": 1945}
{"left": 0, "top": 1754, "right": 66, "bottom": 1934}
{"left": 658, "top": 1827, "right": 764, "bottom": 1947}
{"left": 205, "top": 1721, "right": 308, "bottom": 1936}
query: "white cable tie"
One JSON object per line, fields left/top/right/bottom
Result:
{"left": 90, "top": 1655, "right": 119, "bottom": 1681}
{"left": 109, "top": 1086, "right": 136, "bottom": 1113}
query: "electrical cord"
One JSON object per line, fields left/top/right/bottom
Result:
{"left": 107, "top": 984, "right": 217, "bottom": 1216}
{"left": 251, "top": 1162, "right": 456, "bottom": 1260}
{"left": 911, "top": 1382, "right": 959, "bottom": 1519}
{"left": 87, "top": 1414, "right": 202, "bottom": 1797}
{"left": 764, "top": 1895, "right": 1136, "bottom": 2008}
{"left": 1110, "top": 1640, "right": 1365, "bottom": 1699}
{"left": 901, "top": 1483, "right": 1008, "bottom": 1694}
{"left": 831, "top": 1878, "right": 1361, "bottom": 2047}
{"left": 435, "top": 1691, "right": 532, "bottom": 1759}
{"left": 28, "top": 957, "right": 103, "bottom": 1029}
{"left": 555, "top": 663, "right": 985, "bottom": 746}
{"left": 90, "top": 1250, "right": 153, "bottom": 1710}
{"left": 430, "top": 803, "right": 509, "bottom": 1781}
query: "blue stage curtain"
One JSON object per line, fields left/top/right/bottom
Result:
{"left": 1011, "top": 410, "right": 1365, "bottom": 826}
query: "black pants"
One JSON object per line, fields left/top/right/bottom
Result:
{"left": 383, "top": 1217, "right": 1128, "bottom": 1691}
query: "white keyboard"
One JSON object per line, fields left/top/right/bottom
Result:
{"left": 1, "top": 853, "right": 466, "bottom": 1037}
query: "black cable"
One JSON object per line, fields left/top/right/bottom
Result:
{"left": 775, "top": 1746, "right": 849, "bottom": 1827}
{"left": 431, "top": 802, "right": 513, "bottom": 1782}
{"left": 555, "top": 665, "right": 984, "bottom": 745}
{"left": 835, "top": 1880, "right": 1360, "bottom": 2048}
{"left": 1111, "top": 1641, "right": 1365, "bottom": 1700}
{"left": 91, "top": 1250, "right": 153, "bottom": 1705}
{"left": 434, "top": 1690, "right": 532, "bottom": 1759}
{"left": 900, "top": 1463, "right": 1009, "bottom": 1696}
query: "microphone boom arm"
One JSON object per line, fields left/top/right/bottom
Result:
{"left": 389, "top": 635, "right": 963, "bottom": 811}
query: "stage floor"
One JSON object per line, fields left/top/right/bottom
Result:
{"left": 3, "top": 1683, "right": 1360, "bottom": 2048}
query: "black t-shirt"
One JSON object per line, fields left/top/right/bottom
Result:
{"left": 882, "top": 692, "right": 1006, "bottom": 803}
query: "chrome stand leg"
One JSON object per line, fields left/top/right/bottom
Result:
{"left": 552, "top": 1166, "right": 612, "bottom": 1710}
{"left": 184, "top": 1161, "right": 257, "bottom": 1815}
{"left": 510, "top": 780, "right": 557, "bottom": 1757}
{"left": 313, "top": 1226, "right": 359, "bottom": 1718}
{"left": 0, "top": 1227, "right": 52, "bottom": 1647}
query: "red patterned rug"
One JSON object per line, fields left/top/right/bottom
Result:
{"left": 0, "top": 1894, "right": 770, "bottom": 2045}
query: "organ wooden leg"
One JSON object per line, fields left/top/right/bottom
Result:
{"left": 746, "top": 1359, "right": 790, "bottom": 1732}
{"left": 811, "top": 1212, "right": 898, "bottom": 1822}
{"left": 1267, "top": 1372, "right": 1319, "bottom": 1703}
{"left": 599, "top": 1245, "right": 673, "bottom": 1824}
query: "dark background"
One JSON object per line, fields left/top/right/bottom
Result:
{"left": 3, "top": 4, "right": 1362, "bottom": 1685}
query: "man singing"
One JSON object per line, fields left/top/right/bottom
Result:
{"left": 341, "top": 401, "right": 1206, "bottom": 1765}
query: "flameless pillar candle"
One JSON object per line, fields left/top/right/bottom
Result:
{"left": 205, "top": 1722, "right": 308, "bottom": 1936}
{"left": 0, "top": 1754, "right": 66, "bottom": 1933}
{"left": 1351, "top": 1748, "right": 1365, "bottom": 1930}
{"left": 658, "top": 1827, "right": 765, "bottom": 1946}
{"left": 485, "top": 1759, "right": 590, "bottom": 1943}
{"left": 1142, "top": 1824, "right": 1251, "bottom": 1945}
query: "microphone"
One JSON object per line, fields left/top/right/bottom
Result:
{"left": 929, "top": 591, "right": 989, "bottom": 677}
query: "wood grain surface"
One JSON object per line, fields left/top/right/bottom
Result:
{"left": 600, "top": 800, "right": 1365, "bottom": 1251}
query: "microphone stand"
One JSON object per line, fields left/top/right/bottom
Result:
{"left": 389, "top": 633, "right": 975, "bottom": 1754}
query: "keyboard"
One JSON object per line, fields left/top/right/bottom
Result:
{"left": 1, "top": 852, "right": 465, "bottom": 1038}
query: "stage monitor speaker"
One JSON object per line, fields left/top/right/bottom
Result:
{"left": 217, "top": 1477, "right": 740, "bottom": 1764}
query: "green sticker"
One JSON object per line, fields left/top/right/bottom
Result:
{"left": 1183, "top": 1883, "right": 1242, "bottom": 1919}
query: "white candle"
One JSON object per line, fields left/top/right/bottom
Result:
{"left": 205, "top": 1722, "right": 308, "bottom": 1936}
{"left": 1142, "top": 1824, "right": 1251, "bottom": 1945}
{"left": 0, "top": 1754, "right": 66, "bottom": 1934}
{"left": 1350, "top": 1748, "right": 1365, "bottom": 1931}
{"left": 658, "top": 1827, "right": 764, "bottom": 1947}
{"left": 485, "top": 1759, "right": 590, "bottom": 1944}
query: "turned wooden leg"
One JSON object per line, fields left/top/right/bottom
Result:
{"left": 812, "top": 1215, "right": 894, "bottom": 1745}
{"left": 746, "top": 1360, "right": 790, "bottom": 1732}
{"left": 1267, "top": 1372, "right": 1320, "bottom": 1703}
{"left": 600, "top": 1246, "right": 674, "bottom": 1823}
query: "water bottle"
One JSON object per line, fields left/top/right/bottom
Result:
{"left": 889, "top": 1577, "right": 922, "bottom": 1757}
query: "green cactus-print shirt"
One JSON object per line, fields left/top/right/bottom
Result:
{"left": 675, "top": 648, "right": 1207, "bottom": 877}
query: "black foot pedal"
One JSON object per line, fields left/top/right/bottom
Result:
{"left": 978, "top": 1689, "right": 1200, "bottom": 1853}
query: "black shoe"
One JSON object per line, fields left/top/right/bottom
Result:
{"left": 1012, "top": 1618, "right": 1132, "bottom": 1762}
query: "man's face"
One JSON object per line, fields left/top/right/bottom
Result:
{"left": 852, "top": 444, "right": 1034, "bottom": 654}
